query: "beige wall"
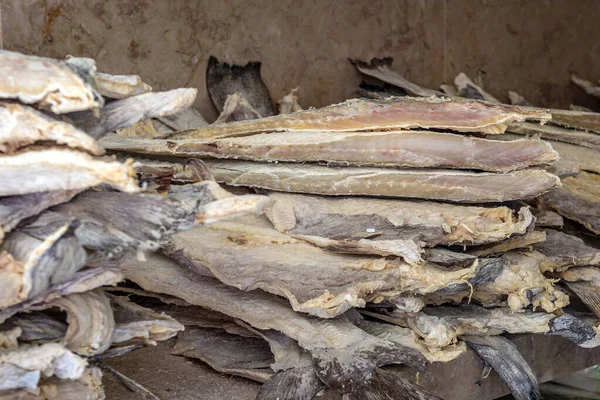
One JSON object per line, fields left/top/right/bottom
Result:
{"left": 2, "top": 0, "right": 599, "bottom": 121}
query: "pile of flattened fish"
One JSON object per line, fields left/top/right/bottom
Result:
{"left": 89, "top": 56, "right": 600, "bottom": 400}
{"left": 0, "top": 50, "right": 267, "bottom": 400}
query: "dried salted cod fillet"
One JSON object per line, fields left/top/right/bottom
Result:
{"left": 0, "top": 50, "right": 101, "bottom": 114}
{"left": 0, "top": 342, "right": 86, "bottom": 391}
{"left": 265, "top": 192, "right": 535, "bottom": 265}
{"left": 467, "top": 230, "right": 547, "bottom": 257}
{"left": 0, "top": 222, "right": 86, "bottom": 308}
{"left": 214, "top": 93, "right": 262, "bottom": 123}
{"left": 357, "top": 81, "right": 408, "bottom": 99}
{"left": 572, "top": 75, "right": 600, "bottom": 98}
{"left": 0, "top": 268, "right": 123, "bottom": 325}
{"left": 101, "top": 130, "right": 558, "bottom": 172}
{"left": 403, "top": 305, "right": 555, "bottom": 348}
{"left": 21, "top": 290, "right": 115, "bottom": 356}
{"left": 533, "top": 230, "right": 600, "bottom": 272}
{"left": 424, "top": 249, "right": 477, "bottom": 268}
{"left": 0, "top": 149, "right": 139, "bottom": 196}
{"left": 538, "top": 172, "right": 600, "bottom": 234}
{"left": 464, "top": 335, "right": 540, "bottom": 400}
{"left": 277, "top": 88, "right": 302, "bottom": 114}
{"left": 545, "top": 140, "right": 600, "bottom": 174}
{"left": 531, "top": 209, "right": 563, "bottom": 228}
{"left": 108, "top": 294, "right": 183, "bottom": 345}
{"left": 440, "top": 83, "right": 459, "bottom": 97}
{"left": 570, "top": 104, "right": 593, "bottom": 112}
{"left": 163, "top": 217, "right": 477, "bottom": 318}
{"left": 95, "top": 72, "right": 152, "bottom": 99}
{"left": 549, "top": 108, "right": 600, "bottom": 133}
{"left": 349, "top": 57, "right": 444, "bottom": 97}
{"left": 204, "top": 160, "right": 560, "bottom": 203}
{"left": 239, "top": 325, "right": 313, "bottom": 371}
{"left": 172, "top": 96, "right": 550, "bottom": 139}
{"left": 0, "top": 366, "right": 104, "bottom": 400}
{"left": 508, "top": 91, "right": 533, "bottom": 106}
{"left": 68, "top": 88, "right": 197, "bottom": 139}
{"left": 155, "top": 106, "right": 208, "bottom": 130}
{"left": 115, "top": 119, "right": 165, "bottom": 139}
{"left": 424, "top": 253, "right": 569, "bottom": 312}
{"left": 561, "top": 267, "right": 600, "bottom": 318}
{"left": 455, "top": 72, "right": 501, "bottom": 103}
{"left": 173, "top": 327, "right": 274, "bottom": 383}
{"left": 547, "top": 160, "right": 581, "bottom": 178}
{"left": 355, "top": 317, "right": 466, "bottom": 363}
{"left": 1, "top": 312, "right": 68, "bottom": 344}
{"left": 0, "top": 103, "right": 103, "bottom": 155}
{"left": 19, "top": 189, "right": 217, "bottom": 255}
{"left": 508, "top": 122, "right": 600, "bottom": 151}
{"left": 473, "top": 252, "right": 569, "bottom": 312}
{"left": 0, "top": 190, "right": 80, "bottom": 238}
{"left": 121, "top": 253, "right": 428, "bottom": 392}
{"left": 206, "top": 56, "right": 275, "bottom": 118}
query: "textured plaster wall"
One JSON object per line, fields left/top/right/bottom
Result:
{"left": 1, "top": 0, "right": 599, "bottom": 120}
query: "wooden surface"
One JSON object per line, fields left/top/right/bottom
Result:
{"left": 2, "top": 0, "right": 600, "bottom": 120}
{"left": 104, "top": 334, "right": 600, "bottom": 400}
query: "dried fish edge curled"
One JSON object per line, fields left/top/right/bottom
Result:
{"left": 0, "top": 50, "right": 100, "bottom": 114}
{"left": 0, "top": 149, "right": 140, "bottom": 196}
{"left": 95, "top": 72, "right": 152, "bottom": 99}
{"left": 0, "top": 102, "right": 104, "bottom": 155}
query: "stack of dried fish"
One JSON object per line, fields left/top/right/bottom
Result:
{"left": 97, "top": 56, "right": 600, "bottom": 398}
{"left": 0, "top": 50, "right": 267, "bottom": 400}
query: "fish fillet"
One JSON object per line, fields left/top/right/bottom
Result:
{"left": 95, "top": 72, "right": 152, "bottom": 99}
{"left": 455, "top": 73, "right": 501, "bottom": 103}
{"left": 0, "top": 268, "right": 123, "bottom": 325}
{"left": 549, "top": 109, "right": 600, "bottom": 133}
{"left": 163, "top": 217, "right": 476, "bottom": 318}
{"left": 203, "top": 160, "right": 560, "bottom": 203}
{"left": 109, "top": 294, "right": 184, "bottom": 345}
{"left": 571, "top": 75, "right": 600, "bottom": 98}
{"left": 0, "top": 342, "right": 86, "bottom": 391}
{"left": 0, "top": 103, "right": 103, "bottom": 155}
{"left": 265, "top": 192, "right": 534, "bottom": 265}
{"left": 538, "top": 172, "right": 600, "bottom": 234}
{"left": 508, "top": 91, "right": 533, "bottom": 106}
{"left": 533, "top": 230, "right": 600, "bottom": 272}
{"left": 171, "top": 96, "right": 551, "bottom": 139}
{"left": 101, "top": 130, "right": 558, "bottom": 172}
{"left": 509, "top": 122, "right": 600, "bottom": 151}
{"left": 172, "top": 327, "right": 274, "bottom": 383}
{"left": 0, "top": 50, "right": 101, "bottom": 114}
{"left": 349, "top": 57, "right": 444, "bottom": 97}
{"left": 0, "top": 222, "right": 87, "bottom": 308}
{"left": 68, "top": 88, "right": 197, "bottom": 139}
{"left": 467, "top": 230, "right": 547, "bottom": 257}
{"left": 463, "top": 335, "right": 540, "bottom": 400}
{"left": 0, "top": 148, "right": 139, "bottom": 196}
{"left": 121, "top": 252, "right": 427, "bottom": 392}
{"left": 0, "top": 190, "right": 80, "bottom": 240}
{"left": 24, "top": 290, "right": 115, "bottom": 356}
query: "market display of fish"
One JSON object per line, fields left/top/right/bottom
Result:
{"left": 4, "top": 47, "right": 600, "bottom": 400}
